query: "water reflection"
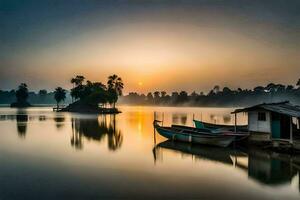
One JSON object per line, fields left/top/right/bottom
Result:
{"left": 210, "top": 114, "right": 217, "bottom": 124}
{"left": 223, "top": 114, "right": 231, "bottom": 123}
{"left": 172, "top": 113, "right": 187, "bottom": 125}
{"left": 39, "top": 115, "right": 46, "bottom": 121}
{"left": 246, "top": 148, "right": 298, "bottom": 186}
{"left": 154, "top": 140, "right": 300, "bottom": 190}
{"left": 0, "top": 107, "right": 299, "bottom": 199}
{"left": 54, "top": 116, "right": 66, "bottom": 130}
{"left": 71, "top": 114, "right": 123, "bottom": 151}
{"left": 16, "top": 110, "right": 28, "bottom": 138}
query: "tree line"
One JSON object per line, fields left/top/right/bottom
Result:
{"left": 1, "top": 74, "right": 124, "bottom": 109}
{"left": 120, "top": 79, "right": 300, "bottom": 107}
{"left": 2, "top": 78, "right": 300, "bottom": 107}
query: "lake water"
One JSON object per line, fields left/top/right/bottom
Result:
{"left": 0, "top": 106, "right": 299, "bottom": 200}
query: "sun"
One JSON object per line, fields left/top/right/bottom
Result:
{"left": 138, "top": 82, "right": 143, "bottom": 86}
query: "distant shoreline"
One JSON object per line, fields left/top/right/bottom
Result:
{"left": 0, "top": 104, "right": 241, "bottom": 109}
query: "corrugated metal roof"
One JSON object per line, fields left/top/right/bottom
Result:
{"left": 232, "top": 101, "right": 300, "bottom": 118}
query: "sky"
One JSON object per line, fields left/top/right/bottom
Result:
{"left": 0, "top": 0, "right": 300, "bottom": 94}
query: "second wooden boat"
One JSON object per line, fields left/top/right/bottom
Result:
{"left": 154, "top": 121, "right": 236, "bottom": 147}
{"left": 193, "top": 119, "right": 248, "bottom": 132}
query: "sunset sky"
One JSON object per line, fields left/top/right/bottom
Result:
{"left": 1, "top": 0, "right": 299, "bottom": 93}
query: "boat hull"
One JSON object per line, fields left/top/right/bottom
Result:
{"left": 155, "top": 126, "right": 235, "bottom": 147}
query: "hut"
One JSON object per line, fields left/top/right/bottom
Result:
{"left": 232, "top": 101, "right": 300, "bottom": 149}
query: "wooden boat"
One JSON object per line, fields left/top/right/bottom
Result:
{"left": 154, "top": 121, "right": 236, "bottom": 147}
{"left": 193, "top": 119, "right": 248, "bottom": 132}
{"left": 171, "top": 124, "right": 249, "bottom": 142}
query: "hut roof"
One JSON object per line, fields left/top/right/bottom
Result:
{"left": 232, "top": 101, "right": 300, "bottom": 118}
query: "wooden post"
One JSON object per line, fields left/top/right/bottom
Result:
{"left": 153, "top": 111, "right": 157, "bottom": 146}
{"left": 234, "top": 113, "right": 237, "bottom": 133}
{"left": 290, "top": 116, "right": 293, "bottom": 144}
{"left": 162, "top": 112, "right": 164, "bottom": 126}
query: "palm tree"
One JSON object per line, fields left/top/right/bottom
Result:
{"left": 70, "top": 75, "right": 85, "bottom": 102}
{"left": 107, "top": 74, "right": 124, "bottom": 108}
{"left": 71, "top": 75, "right": 85, "bottom": 102}
{"left": 54, "top": 87, "right": 66, "bottom": 109}
{"left": 71, "top": 75, "right": 85, "bottom": 86}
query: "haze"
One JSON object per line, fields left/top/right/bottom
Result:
{"left": 1, "top": 0, "right": 299, "bottom": 93}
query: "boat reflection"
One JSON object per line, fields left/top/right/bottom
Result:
{"left": 153, "top": 140, "right": 300, "bottom": 190}
{"left": 71, "top": 114, "right": 123, "bottom": 151}
{"left": 153, "top": 140, "right": 245, "bottom": 165}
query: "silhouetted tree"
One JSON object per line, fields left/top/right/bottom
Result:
{"left": 153, "top": 91, "right": 160, "bottom": 98}
{"left": 161, "top": 91, "right": 167, "bottom": 98}
{"left": 213, "top": 85, "right": 220, "bottom": 94}
{"left": 70, "top": 75, "right": 85, "bottom": 101}
{"left": 191, "top": 91, "right": 198, "bottom": 97}
{"left": 222, "top": 87, "right": 232, "bottom": 94}
{"left": 71, "top": 75, "right": 85, "bottom": 87}
{"left": 38, "top": 89, "right": 47, "bottom": 96}
{"left": 107, "top": 74, "right": 124, "bottom": 108}
{"left": 286, "top": 85, "right": 294, "bottom": 91}
{"left": 146, "top": 92, "right": 154, "bottom": 103}
{"left": 16, "top": 83, "right": 29, "bottom": 103}
{"left": 54, "top": 87, "right": 66, "bottom": 109}
{"left": 178, "top": 91, "right": 188, "bottom": 103}
{"left": 254, "top": 86, "right": 264, "bottom": 93}
{"left": 297, "top": 79, "right": 300, "bottom": 88}
{"left": 38, "top": 89, "right": 47, "bottom": 102}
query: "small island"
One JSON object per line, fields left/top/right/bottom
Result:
{"left": 55, "top": 74, "right": 124, "bottom": 114}
{"left": 10, "top": 83, "right": 32, "bottom": 108}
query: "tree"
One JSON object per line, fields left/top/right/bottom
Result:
{"left": 153, "top": 91, "right": 160, "bottom": 98}
{"left": 213, "top": 85, "right": 220, "bottom": 94}
{"left": 71, "top": 75, "right": 85, "bottom": 87}
{"left": 146, "top": 92, "right": 153, "bottom": 102}
{"left": 16, "top": 83, "right": 29, "bottom": 103}
{"left": 161, "top": 91, "right": 167, "bottom": 98}
{"left": 153, "top": 91, "right": 160, "bottom": 104}
{"left": 297, "top": 79, "right": 300, "bottom": 88}
{"left": 107, "top": 74, "right": 124, "bottom": 108}
{"left": 38, "top": 89, "right": 47, "bottom": 102}
{"left": 222, "top": 87, "right": 232, "bottom": 94}
{"left": 254, "top": 86, "right": 264, "bottom": 93}
{"left": 286, "top": 85, "right": 294, "bottom": 91}
{"left": 191, "top": 91, "right": 198, "bottom": 97}
{"left": 38, "top": 89, "right": 47, "bottom": 96}
{"left": 54, "top": 87, "right": 66, "bottom": 109}
{"left": 70, "top": 75, "right": 85, "bottom": 101}
{"left": 178, "top": 91, "right": 188, "bottom": 102}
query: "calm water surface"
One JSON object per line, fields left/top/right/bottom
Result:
{"left": 0, "top": 106, "right": 299, "bottom": 200}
